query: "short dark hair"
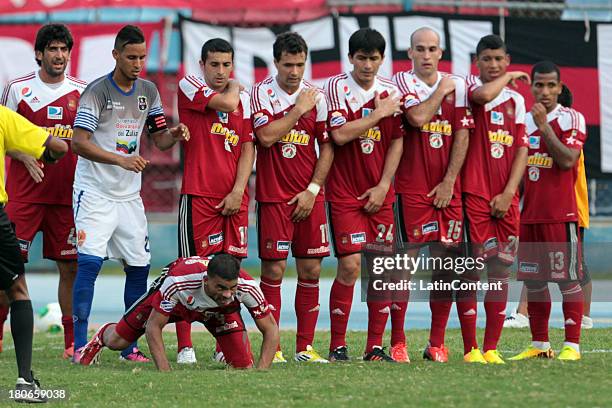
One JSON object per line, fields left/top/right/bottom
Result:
{"left": 201, "top": 38, "right": 234, "bottom": 62}
{"left": 207, "top": 254, "right": 240, "bottom": 281}
{"left": 273, "top": 32, "right": 308, "bottom": 61}
{"left": 114, "top": 25, "right": 145, "bottom": 51}
{"left": 34, "top": 24, "right": 74, "bottom": 67}
{"left": 349, "top": 28, "right": 386, "bottom": 57}
{"left": 531, "top": 60, "right": 561, "bottom": 82}
{"left": 559, "top": 84, "right": 573, "bottom": 108}
{"left": 476, "top": 34, "right": 506, "bottom": 56}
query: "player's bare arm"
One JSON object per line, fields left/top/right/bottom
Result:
{"left": 471, "top": 72, "right": 530, "bottom": 105}
{"left": 532, "top": 103, "right": 580, "bottom": 170}
{"left": 207, "top": 79, "right": 242, "bottom": 113}
{"left": 254, "top": 313, "right": 280, "bottom": 369}
{"left": 144, "top": 309, "right": 171, "bottom": 371}
{"left": 256, "top": 88, "right": 318, "bottom": 148}
{"left": 6, "top": 150, "right": 44, "bottom": 183}
{"left": 151, "top": 123, "right": 190, "bottom": 151}
{"left": 428, "top": 127, "right": 469, "bottom": 208}
{"left": 404, "top": 77, "right": 455, "bottom": 127}
{"left": 288, "top": 142, "right": 334, "bottom": 222}
{"left": 216, "top": 141, "right": 255, "bottom": 216}
{"left": 331, "top": 91, "right": 400, "bottom": 146}
{"left": 72, "top": 127, "right": 149, "bottom": 172}
{"left": 359, "top": 136, "right": 403, "bottom": 214}
{"left": 490, "top": 146, "right": 528, "bottom": 218}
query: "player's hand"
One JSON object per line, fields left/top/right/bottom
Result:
{"left": 490, "top": 191, "right": 513, "bottom": 218}
{"left": 374, "top": 91, "right": 401, "bottom": 119}
{"left": 507, "top": 71, "right": 531, "bottom": 88}
{"left": 216, "top": 190, "right": 243, "bottom": 216}
{"left": 358, "top": 184, "right": 388, "bottom": 214}
{"left": 295, "top": 88, "right": 318, "bottom": 116}
{"left": 427, "top": 180, "right": 454, "bottom": 209}
{"left": 20, "top": 154, "right": 45, "bottom": 183}
{"left": 288, "top": 190, "right": 316, "bottom": 222}
{"left": 531, "top": 103, "right": 548, "bottom": 129}
{"left": 170, "top": 123, "right": 190, "bottom": 142}
{"left": 119, "top": 155, "right": 149, "bottom": 173}
{"left": 438, "top": 76, "right": 456, "bottom": 95}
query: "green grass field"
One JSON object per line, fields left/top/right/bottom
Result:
{"left": 1, "top": 328, "right": 611, "bottom": 407}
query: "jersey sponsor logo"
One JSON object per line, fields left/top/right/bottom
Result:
{"left": 343, "top": 85, "right": 352, "bottom": 96}
{"left": 362, "top": 108, "right": 373, "bottom": 118}
{"left": 350, "top": 232, "right": 366, "bottom": 244}
{"left": 403, "top": 94, "right": 418, "bottom": 109}
{"left": 210, "top": 123, "right": 239, "bottom": 148}
{"left": 209, "top": 232, "right": 224, "bottom": 246}
{"left": 44, "top": 124, "right": 73, "bottom": 140}
{"left": 21, "top": 87, "right": 32, "bottom": 97}
{"left": 184, "top": 258, "right": 209, "bottom": 266}
{"left": 490, "top": 143, "right": 504, "bottom": 159}
{"left": 276, "top": 241, "right": 290, "bottom": 252}
{"left": 116, "top": 138, "right": 137, "bottom": 154}
{"left": 60, "top": 248, "right": 77, "bottom": 256}
{"left": 281, "top": 143, "right": 297, "bottom": 158}
{"left": 519, "top": 262, "right": 539, "bottom": 274}
{"left": 528, "top": 166, "right": 540, "bottom": 182}
{"left": 228, "top": 245, "right": 247, "bottom": 254}
{"left": 360, "top": 138, "right": 374, "bottom": 154}
{"left": 47, "top": 106, "right": 63, "bottom": 120}
{"left": 421, "top": 120, "right": 452, "bottom": 136}
{"left": 307, "top": 245, "right": 330, "bottom": 255}
{"left": 422, "top": 221, "right": 439, "bottom": 235}
{"left": 106, "top": 99, "right": 113, "bottom": 110}
{"left": 330, "top": 111, "right": 347, "bottom": 127}
{"left": 253, "top": 112, "right": 269, "bottom": 128}
{"left": 528, "top": 135, "right": 540, "bottom": 149}
{"left": 30, "top": 96, "right": 40, "bottom": 104}
{"left": 281, "top": 129, "right": 310, "bottom": 145}
{"left": 159, "top": 300, "right": 175, "bottom": 313}
{"left": 527, "top": 153, "right": 553, "bottom": 168}
{"left": 186, "top": 295, "right": 195, "bottom": 306}
{"left": 18, "top": 239, "right": 31, "bottom": 253}
{"left": 491, "top": 110, "right": 504, "bottom": 125}
{"left": 429, "top": 133, "right": 443, "bottom": 149}
{"left": 217, "top": 111, "right": 229, "bottom": 124}
{"left": 488, "top": 129, "right": 514, "bottom": 146}
{"left": 361, "top": 127, "right": 381, "bottom": 142}
{"left": 215, "top": 320, "right": 239, "bottom": 333}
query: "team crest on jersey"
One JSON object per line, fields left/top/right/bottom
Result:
{"left": 360, "top": 138, "right": 374, "bottom": 155}
{"left": 330, "top": 111, "right": 347, "bottom": 127}
{"left": 77, "top": 230, "right": 87, "bottom": 247}
{"left": 47, "top": 106, "right": 63, "bottom": 120}
{"left": 490, "top": 143, "right": 504, "bottom": 159}
{"left": 67, "top": 98, "right": 78, "bottom": 112}
{"left": 429, "top": 133, "right": 443, "bottom": 149}
{"left": 217, "top": 111, "right": 229, "bottom": 124}
{"left": 491, "top": 110, "right": 504, "bottom": 125}
{"left": 528, "top": 166, "right": 540, "bottom": 182}
{"left": 137, "top": 96, "right": 147, "bottom": 111}
{"left": 529, "top": 135, "right": 540, "bottom": 149}
{"left": 282, "top": 143, "right": 297, "bottom": 159}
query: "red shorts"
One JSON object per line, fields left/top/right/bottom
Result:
{"left": 518, "top": 222, "right": 583, "bottom": 282}
{"left": 115, "top": 291, "right": 254, "bottom": 368}
{"left": 257, "top": 201, "right": 330, "bottom": 260}
{"left": 328, "top": 201, "right": 395, "bottom": 257}
{"left": 397, "top": 194, "right": 463, "bottom": 247}
{"left": 464, "top": 194, "right": 519, "bottom": 264}
{"left": 179, "top": 195, "right": 248, "bottom": 258}
{"left": 4, "top": 201, "right": 76, "bottom": 262}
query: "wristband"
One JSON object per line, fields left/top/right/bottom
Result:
{"left": 307, "top": 183, "right": 321, "bottom": 196}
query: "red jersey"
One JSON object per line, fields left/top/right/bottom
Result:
{"left": 463, "top": 75, "right": 527, "bottom": 200}
{"left": 522, "top": 105, "right": 587, "bottom": 224}
{"left": 178, "top": 75, "right": 253, "bottom": 202}
{"left": 2, "top": 71, "right": 86, "bottom": 205}
{"left": 152, "top": 256, "right": 270, "bottom": 323}
{"left": 250, "top": 76, "right": 329, "bottom": 203}
{"left": 393, "top": 71, "right": 474, "bottom": 195}
{"left": 324, "top": 73, "right": 404, "bottom": 204}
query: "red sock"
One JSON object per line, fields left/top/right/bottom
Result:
{"left": 329, "top": 279, "right": 354, "bottom": 351}
{"left": 295, "top": 278, "right": 320, "bottom": 352}
{"left": 428, "top": 281, "right": 452, "bottom": 348}
{"left": 559, "top": 282, "right": 583, "bottom": 344}
{"left": 456, "top": 289, "right": 478, "bottom": 354}
{"left": 526, "top": 283, "right": 551, "bottom": 342}
{"left": 175, "top": 321, "right": 193, "bottom": 350}
{"left": 61, "top": 316, "right": 74, "bottom": 349}
{"left": 0, "top": 305, "right": 9, "bottom": 340}
{"left": 260, "top": 276, "right": 282, "bottom": 351}
{"left": 483, "top": 276, "right": 509, "bottom": 352}
{"left": 390, "top": 301, "right": 408, "bottom": 346}
{"left": 365, "top": 301, "right": 390, "bottom": 353}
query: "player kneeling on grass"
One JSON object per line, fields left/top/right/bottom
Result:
{"left": 79, "top": 254, "right": 279, "bottom": 370}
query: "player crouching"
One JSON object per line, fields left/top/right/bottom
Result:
{"left": 79, "top": 254, "right": 279, "bottom": 370}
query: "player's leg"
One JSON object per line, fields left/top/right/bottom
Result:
{"left": 579, "top": 227, "right": 592, "bottom": 329}
{"left": 56, "top": 260, "right": 77, "bottom": 357}
{"left": 0, "top": 291, "right": 8, "bottom": 352}
{"left": 208, "top": 312, "right": 254, "bottom": 369}
{"left": 504, "top": 284, "right": 529, "bottom": 328}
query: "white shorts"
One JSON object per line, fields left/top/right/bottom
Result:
{"left": 73, "top": 189, "right": 151, "bottom": 266}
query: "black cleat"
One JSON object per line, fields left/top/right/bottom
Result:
{"left": 363, "top": 346, "right": 396, "bottom": 362}
{"left": 328, "top": 346, "right": 350, "bottom": 362}
{"left": 14, "top": 372, "right": 47, "bottom": 403}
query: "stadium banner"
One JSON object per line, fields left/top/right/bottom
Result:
{"left": 0, "top": 0, "right": 192, "bottom": 14}
{"left": 180, "top": 13, "right": 609, "bottom": 177}
{"left": 0, "top": 22, "right": 163, "bottom": 85}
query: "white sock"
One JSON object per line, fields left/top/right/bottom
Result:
{"left": 532, "top": 341, "right": 551, "bottom": 350}
{"left": 563, "top": 342, "right": 580, "bottom": 353}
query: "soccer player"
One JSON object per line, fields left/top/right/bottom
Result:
{"left": 510, "top": 61, "right": 587, "bottom": 361}
{"left": 0, "top": 105, "right": 68, "bottom": 402}
{"left": 250, "top": 32, "right": 333, "bottom": 363}
{"left": 393, "top": 27, "right": 473, "bottom": 363}
{"left": 175, "top": 38, "right": 254, "bottom": 364}
{"left": 462, "top": 34, "right": 528, "bottom": 364}
{"left": 0, "top": 24, "right": 85, "bottom": 359}
{"left": 70, "top": 25, "right": 189, "bottom": 363}
{"left": 325, "top": 28, "right": 403, "bottom": 362}
{"left": 78, "top": 254, "right": 279, "bottom": 370}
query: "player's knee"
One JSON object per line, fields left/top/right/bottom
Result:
{"left": 261, "top": 261, "right": 285, "bottom": 280}
{"left": 6, "top": 276, "right": 30, "bottom": 302}
{"left": 296, "top": 260, "right": 321, "bottom": 280}
{"left": 337, "top": 256, "right": 360, "bottom": 285}
{"left": 76, "top": 254, "right": 103, "bottom": 284}
{"left": 525, "top": 280, "right": 547, "bottom": 291}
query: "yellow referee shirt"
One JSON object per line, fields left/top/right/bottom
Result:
{"left": 575, "top": 150, "right": 589, "bottom": 228}
{"left": 1, "top": 105, "right": 49, "bottom": 204}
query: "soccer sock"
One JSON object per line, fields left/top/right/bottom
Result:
{"left": 295, "top": 278, "right": 320, "bottom": 352}
{"left": 428, "top": 274, "right": 453, "bottom": 348}
{"left": 72, "top": 254, "right": 103, "bottom": 350}
{"left": 0, "top": 304, "right": 9, "bottom": 341}
{"left": 61, "top": 316, "right": 74, "bottom": 349}
{"left": 260, "top": 276, "right": 282, "bottom": 351}
{"left": 329, "top": 279, "right": 354, "bottom": 351}
{"left": 175, "top": 321, "right": 193, "bottom": 350}
{"left": 390, "top": 301, "right": 408, "bottom": 346}
{"left": 483, "top": 271, "right": 510, "bottom": 352}
{"left": 456, "top": 288, "right": 478, "bottom": 354}
{"left": 121, "top": 264, "right": 149, "bottom": 357}
{"left": 365, "top": 301, "right": 390, "bottom": 354}
{"left": 10, "top": 300, "right": 34, "bottom": 381}
{"left": 559, "top": 282, "right": 583, "bottom": 345}
{"left": 526, "top": 282, "right": 551, "bottom": 343}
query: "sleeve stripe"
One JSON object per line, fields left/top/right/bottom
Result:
{"left": 148, "top": 107, "right": 164, "bottom": 116}
{"left": 163, "top": 280, "right": 202, "bottom": 300}
{"left": 185, "top": 75, "right": 205, "bottom": 90}
{"left": 327, "top": 76, "right": 341, "bottom": 111}
{"left": 238, "top": 284, "right": 266, "bottom": 305}
{"left": 251, "top": 82, "right": 263, "bottom": 113}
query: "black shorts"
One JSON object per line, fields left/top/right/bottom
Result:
{"left": 0, "top": 206, "right": 24, "bottom": 290}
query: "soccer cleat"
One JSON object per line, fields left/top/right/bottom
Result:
{"left": 72, "top": 347, "right": 84, "bottom": 364}
{"left": 119, "top": 347, "right": 150, "bottom": 363}
{"left": 423, "top": 344, "right": 449, "bottom": 363}
{"left": 272, "top": 350, "right": 287, "bottom": 363}
{"left": 390, "top": 342, "right": 410, "bottom": 363}
{"left": 503, "top": 312, "right": 529, "bottom": 328}
{"left": 328, "top": 346, "right": 350, "bottom": 362}
{"left": 464, "top": 348, "right": 487, "bottom": 364}
{"left": 557, "top": 346, "right": 581, "bottom": 361}
{"left": 483, "top": 349, "right": 505, "bottom": 364}
{"left": 177, "top": 347, "right": 197, "bottom": 364}
{"left": 63, "top": 345, "right": 74, "bottom": 360}
{"left": 14, "top": 374, "right": 47, "bottom": 403}
{"left": 213, "top": 351, "right": 226, "bottom": 364}
{"left": 581, "top": 315, "right": 593, "bottom": 329}
{"left": 508, "top": 345, "right": 555, "bottom": 361}
{"left": 363, "top": 346, "right": 396, "bottom": 362}
{"left": 80, "top": 324, "right": 111, "bottom": 366}
{"left": 294, "top": 345, "right": 329, "bottom": 363}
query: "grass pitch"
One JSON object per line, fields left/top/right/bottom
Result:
{"left": 1, "top": 328, "right": 611, "bottom": 407}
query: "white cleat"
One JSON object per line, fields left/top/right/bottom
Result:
{"left": 177, "top": 347, "right": 197, "bottom": 364}
{"left": 503, "top": 312, "right": 529, "bottom": 328}
{"left": 581, "top": 315, "right": 593, "bottom": 329}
